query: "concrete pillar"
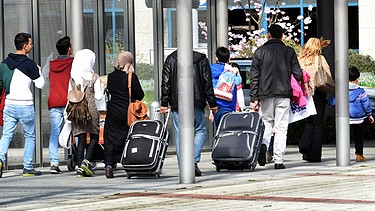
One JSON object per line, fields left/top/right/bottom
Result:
{"left": 216, "top": 0, "right": 228, "bottom": 47}
{"left": 152, "top": 0, "right": 163, "bottom": 101}
{"left": 71, "top": 0, "right": 83, "bottom": 52}
{"left": 177, "top": 0, "right": 195, "bottom": 184}
{"left": 334, "top": 0, "right": 350, "bottom": 166}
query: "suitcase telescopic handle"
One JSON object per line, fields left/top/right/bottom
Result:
{"left": 155, "top": 108, "right": 171, "bottom": 129}
{"left": 242, "top": 106, "right": 259, "bottom": 112}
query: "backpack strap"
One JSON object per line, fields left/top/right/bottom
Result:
{"left": 70, "top": 78, "right": 81, "bottom": 91}
{"left": 128, "top": 71, "right": 133, "bottom": 104}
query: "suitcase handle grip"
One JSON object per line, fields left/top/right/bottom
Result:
{"left": 242, "top": 106, "right": 259, "bottom": 112}
{"left": 155, "top": 108, "right": 171, "bottom": 129}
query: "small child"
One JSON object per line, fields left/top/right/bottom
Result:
{"left": 348, "top": 67, "right": 374, "bottom": 161}
{"left": 328, "top": 66, "right": 374, "bottom": 162}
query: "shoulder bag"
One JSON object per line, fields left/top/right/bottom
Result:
{"left": 127, "top": 71, "right": 149, "bottom": 127}
{"left": 314, "top": 55, "right": 335, "bottom": 93}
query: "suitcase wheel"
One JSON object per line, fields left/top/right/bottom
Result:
{"left": 155, "top": 173, "right": 160, "bottom": 178}
{"left": 126, "top": 173, "right": 132, "bottom": 179}
{"left": 216, "top": 166, "right": 220, "bottom": 172}
{"left": 250, "top": 164, "right": 256, "bottom": 172}
{"left": 67, "top": 158, "right": 75, "bottom": 172}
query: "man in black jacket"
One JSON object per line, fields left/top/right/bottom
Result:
{"left": 160, "top": 50, "right": 218, "bottom": 176}
{"left": 250, "top": 24, "right": 302, "bottom": 169}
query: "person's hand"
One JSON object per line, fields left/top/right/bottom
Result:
{"left": 249, "top": 101, "right": 258, "bottom": 111}
{"left": 210, "top": 106, "right": 218, "bottom": 114}
{"left": 369, "top": 115, "right": 374, "bottom": 124}
{"left": 209, "top": 110, "right": 214, "bottom": 123}
{"left": 160, "top": 106, "right": 168, "bottom": 114}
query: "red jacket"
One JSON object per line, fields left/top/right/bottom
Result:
{"left": 48, "top": 57, "right": 73, "bottom": 109}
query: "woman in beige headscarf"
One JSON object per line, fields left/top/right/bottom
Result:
{"left": 103, "top": 51, "right": 144, "bottom": 178}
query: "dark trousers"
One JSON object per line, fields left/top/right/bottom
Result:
{"left": 350, "top": 123, "right": 365, "bottom": 155}
{"left": 299, "top": 90, "right": 327, "bottom": 162}
{"left": 103, "top": 125, "right": 128, "bottom": 168}
{"left": 104, "top": 137, "right": 126, "bottom": 168}
{"left": 76, "top": 133, "right": 99, "bottom": 165}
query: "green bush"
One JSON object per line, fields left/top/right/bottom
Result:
{"left": 348, "top": 50, "right": 375, "bottom": 73}
{"left": 287, "top": 115, "right": 375, "bottom": 146}
{"left": 283, "top": 38, "right": 302, "bottom": 56}
{"left": 287, "top": 116, "right": 336, "bottom": 145}
{"left": 104, "top": 59, "right": 154, "bottom": 80}
{"left": 135, "top": 63, "right": 154, "bottom": 80}
{"left": 358, "top": 72, "right": 375, "bottom": 88}
{"left": 287, "top": 120, "right": 306, "bottom": 145}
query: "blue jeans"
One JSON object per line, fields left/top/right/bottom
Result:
{"left": 172, "top": 106, "right": 207, "bottom": 164}
{"left": 213, "top": 107, "right": 233, "bottom": 128}
{"left": 0, "top": 104, "right": 36, "bottom": 170}
{"left": 49, "top": 107, "right": 64, "bottom": 166}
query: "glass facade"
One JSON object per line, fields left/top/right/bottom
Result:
{"left": 0, "top": 0, "right": 148, "bottom": 169}
{"left": 0, "top": 0, "right": 360, "bottom": 168}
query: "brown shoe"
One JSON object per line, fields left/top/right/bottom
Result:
{"left": 356, "top": 154, "right": 366, "bottom": 162}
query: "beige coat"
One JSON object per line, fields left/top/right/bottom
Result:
{"left": 299, "top": 55, "right": 332, "bottom": 92}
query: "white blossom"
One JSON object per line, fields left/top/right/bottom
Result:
{"left": 304, "top": 17, "right": 312, "bottom": 25}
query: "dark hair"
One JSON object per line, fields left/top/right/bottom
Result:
{"left": 14, "top": 32, "right": 31, "bottom": 50}
{"left": 215, "top": 46, "right": 230, "bottom": 63}
{"left": 56, "top": 36, "right": 71, "bottom": 55}
{"left": 349, "top": 66, "right": 360, "bottom": 82}
{"left": 230, "top": 62, "right": 240, "bottom": 70}
{"left": 268, "top": 24, "right": 283, "bottom": 39}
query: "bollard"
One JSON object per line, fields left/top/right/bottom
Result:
{"left": 150, "top": 101, "right": 161, "bottom": 120}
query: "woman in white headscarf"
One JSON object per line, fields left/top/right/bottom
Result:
{"left": 103, "top": 51, "right": 144, "bottom": 178}
{"left": 69, "top": 49, "right": 103, "bottom": 177}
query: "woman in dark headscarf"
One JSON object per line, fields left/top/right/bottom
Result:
{"left": 103, "top": 51, "right": 144, "bottom": 178}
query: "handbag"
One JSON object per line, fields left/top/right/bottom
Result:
{"left": 289, "top": 95, "right": 317, "bottom": 123}
{"left": 314, "top": 55, "right": 335, "bottom": 93}
{"left": 59, "top": 120, "right": 72, "bottom": 149}
{"left": 214, "top": 65, "right": 236, "bottom": 101}
{"left": 127, "top": 71, "right": 149, "bottom": 127}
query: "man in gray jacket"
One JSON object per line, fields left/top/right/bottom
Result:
{"left": 250, "top": 24, "right": 302, "bottom": 169}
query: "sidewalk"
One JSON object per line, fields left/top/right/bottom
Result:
{"left": 1, "top": 142, "right": 375, "bottom": 210}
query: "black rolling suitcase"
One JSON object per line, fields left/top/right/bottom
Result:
{"left": 211, "top": 110, "right": 264, "bottom": 172}
{"left": 121, "top": 110, "right": 170, "bottom": 179}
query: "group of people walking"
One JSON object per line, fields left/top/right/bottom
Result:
{"left": 0, "top": 33, "right": 145, "bottom": 179}
{"left": 162, "top": 24, "right": 374, "bottom": 176}
{"left": 0, "top": 24, "right": 373, "bottom": 178}
{"left": 250, "top": 24, "right": 373, "bottom": 169}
